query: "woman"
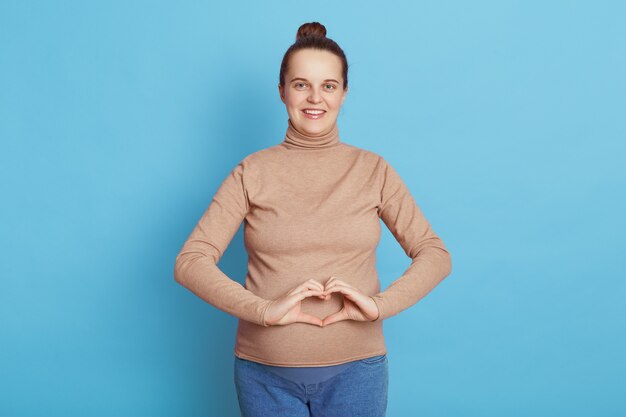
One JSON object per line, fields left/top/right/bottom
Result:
{"left": 174, "top": 22, "right": 452, "bottom": 417}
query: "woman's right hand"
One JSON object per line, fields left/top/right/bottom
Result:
{"left": 264, "top": 279, "right": 330, "bottom": 327}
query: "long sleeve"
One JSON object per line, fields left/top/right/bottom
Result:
{"left": 369, "top": 157, "right": 452, "bottom": 321}
{"left": 173, "top": 160, "right": 273, "bottom": 327}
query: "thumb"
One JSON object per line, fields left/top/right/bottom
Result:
{"left": 297, "top": 312, "right": 323, "bottom": 327}
{"left": 321, "top": 310, "right": 347, "bottom": 327}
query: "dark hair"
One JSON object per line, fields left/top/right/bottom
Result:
{"left": 279, "top": 22, "right": 349, "bottom": 90}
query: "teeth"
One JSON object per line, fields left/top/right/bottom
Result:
{"left": 303, "top": 110, "right": 324, "bottom": 114}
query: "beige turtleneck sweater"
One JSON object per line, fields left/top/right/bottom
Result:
{"left": 174, "top": 119, "right": 452, "bottom": 366}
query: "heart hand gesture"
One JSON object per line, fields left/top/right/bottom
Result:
{"left": 263, "top": 279, "right": 328, "bottom": 327}
{"left": 263, "top": 276, "right": 379, "bottom": 327}
{"left": 320, "top": 276, "right": 380, "bottom": 326}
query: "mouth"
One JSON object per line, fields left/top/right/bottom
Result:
{"left": 301, "top": 109, "right": 326, "bottom": 120}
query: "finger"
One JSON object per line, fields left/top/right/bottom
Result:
{"left": 325, "top": 276, "right": 337, "bottom": 287}
{"left": 305, "top": 279, "right": 328, "bottom": 299}
{"left": 324, "top": 285, "right": 367, "bottom": 305}
{"left": 299, "top": 280, "right": 327, "bottom": 299}
{"left": 288, "top": 282, "right": 324, "bottom": 297}
{"left": 325, "top": 278, "right": 353, "bottom": 291}
{"left": 293, "top": 279, "right": 324, "bottom": 293}
{"left": 297, "top": 312, "right": 323, "bottom": 327}
{"left": 324, "top": 283, "right": 355, "bottom": 297}
{"left": 294, "top": 289, "right": 324, "bottom": 303}
{"left": 289, "top": 281, "right": 316, "bottom": 295}
{"left": 280, "top": 289, "right": 322, "bottom": 312}
{"left": 322, "top": 310, "right": 348, "bottom": 326}
{"left": 307, "top": 279, "right": 325, "bottom": 291}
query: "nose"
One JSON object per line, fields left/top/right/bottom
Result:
{"left": 307, "top": 87, "right": 322, "bottom": 103}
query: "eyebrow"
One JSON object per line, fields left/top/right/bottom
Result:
{"left": 290, "top": 77, "right": 340, "bottom": 83}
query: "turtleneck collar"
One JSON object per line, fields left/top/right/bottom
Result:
{"left": 282, "top": 118, "right": 341, "bottom": 150}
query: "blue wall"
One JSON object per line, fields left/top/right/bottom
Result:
{"left": 1, "top": 1, "right": 624, "bottom": 415}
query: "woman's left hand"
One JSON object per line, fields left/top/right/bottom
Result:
{"left": 321, "top": 276, "right": 380, "bottom": 326}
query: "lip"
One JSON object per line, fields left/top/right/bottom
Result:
{"left": 301, "top": 109, "right": 326, "bottom": 120}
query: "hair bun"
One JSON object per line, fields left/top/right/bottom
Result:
{"left": 296, "top": 22, "right": 327, "bottom": 41}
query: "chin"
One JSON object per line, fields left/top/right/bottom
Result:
{"left": 298, "top": 118, "right": 334, "bottom": 131}
{"left": 304, "top": 124, "right": 329, "bottom": 135}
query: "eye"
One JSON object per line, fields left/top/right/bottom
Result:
{"left": 294, "top": 82, "right": 307, "bottom": 89}
{"left": 324, "top": 84, "right": 336, "bottom": 90}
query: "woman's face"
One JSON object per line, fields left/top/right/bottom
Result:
{"left": 279, "top": 48, "right": 348, "bottom": 137}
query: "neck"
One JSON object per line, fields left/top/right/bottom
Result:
{"left": 283, "top": 118, "right": 340, "bottom": 150}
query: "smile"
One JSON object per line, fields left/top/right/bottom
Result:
{"left": 301, "top": 109, "right": 326, "bottom": 120}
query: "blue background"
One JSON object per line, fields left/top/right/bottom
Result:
{"left": 1, "top": 1, "right": 625, "bottom": 416}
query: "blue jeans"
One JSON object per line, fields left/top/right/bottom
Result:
{"left": 234, "top": 355, "right": 389, "bottom": 417}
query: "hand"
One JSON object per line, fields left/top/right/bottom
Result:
{"left": 321, "top": 276, "right": 380, "bottom": 326}
{"left": 264, "top": 279, "right": 329, "bottom": 327}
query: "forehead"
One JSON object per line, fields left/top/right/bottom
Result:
{"left": 288, "top": 49, "right": 343, "bottom": 82}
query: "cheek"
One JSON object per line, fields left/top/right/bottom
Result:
{"left": 286, "top": 94, "right": 306, "bottom": 108}
{"left": 329, "top": 96, "right": 344, "bottom": 110}
{"left": 286, "top": 100, "right": 299, "bottom": 113}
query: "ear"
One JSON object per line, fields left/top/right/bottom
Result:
{"left": 340, "top": 87, "right": 348, "bottom": 106}
{"left": 278, "top": 84, "right": 285, "bottom": 104}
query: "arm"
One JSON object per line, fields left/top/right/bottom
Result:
{"left": 369, "top": 157, "right": 452, "bottom": 321}
{"left": 173, "top": 160, "right": 273, "bottom": 327}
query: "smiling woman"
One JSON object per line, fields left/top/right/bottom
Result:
{"left": 174, "top": 21, "right": 452, "bottom": 417}
{"left": 279, "top": 48, "right": 347, "bottom": 132}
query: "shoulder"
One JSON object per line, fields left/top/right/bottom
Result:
{"left": 338, "top": 143, "right": 408, "bottom": 188}
{"left": 338, "top": 142, "right": 388, "bottom": 167}
{"left": 229, "top": 145, "right": 286, "bottom": 188}
{"left": 236, "top": 145, "right": 284, "bottom": 169}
